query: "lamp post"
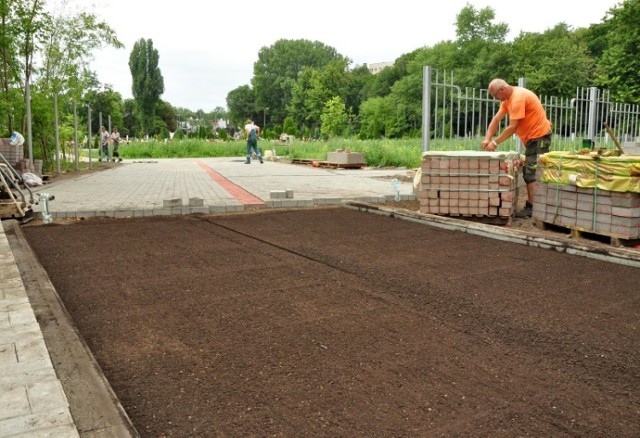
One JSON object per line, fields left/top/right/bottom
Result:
{"left": 263, "top": 107, "right": 269, "bottom": 130}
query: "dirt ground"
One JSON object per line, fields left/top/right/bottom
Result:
{"left": 21, "top": 207, "right": 640, "bottom": 437}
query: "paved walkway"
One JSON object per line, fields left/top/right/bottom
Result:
{"left": 0, "top": 158, "right": 415, "bottom": 437}
{"left": 29, "top": 158, "right": 416, "bottom": 219}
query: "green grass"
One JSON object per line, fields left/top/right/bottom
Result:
{"left": 69, "top": 136, "right": 586, "bottom": 170}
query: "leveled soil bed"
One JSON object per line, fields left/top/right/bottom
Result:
{"left": 22, "top": 208, "right": 640, "bottom": 437}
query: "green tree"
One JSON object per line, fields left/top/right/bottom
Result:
{"left": 359, "top": 96, "right": 391, "bottom": 139}
{"left": 252, "top": 39, "right": 346, "bottom": 125}
{"left": 282, "top": 116, "right": 296, "bottom": 136}
{"left": 0, "top": 0, "right": 23, "bottom": 132}
{"left": 597, "top": 0, "right": 640, "bottom": 101}
{"left": 320, "top": 96, "right": 348, "bottom": 138}
{"left": 360, "top": 64, "right": 398, "bottom": 100}
{"left": 453, "top": 4, "right": 512, "bottom": 89}
{"left": 122, "top": 98, "right": 139, "bottom": 138}
{"left": 287, "top": 66, "right": 317, "bottom": 129}
{"left": 344, "top": 63, "right": 372, "bottom": 118}
{"left": 38, "top": 7, "right": 122, "bottom": 163}
{"left": 129, "top": 38, "right": 164, "bottom": 136}
{"left": 226, "top": 85, "right": 255, "bottom": 127}
{"left": 40, "top": 9, "right": 122, "bottom": 99}
{"left": 83, "top": 86, "right": 123, "bottom": 133}
{"left": 1, "top": 0, "right": 49, "bottom": 134}
{"left": 288, "top": 59, "right": 353, "bottom": 133}
{"left": 511, "top": 24, "right": 595, "bottom": 96}
{"left": 155, "top": 99, "right": 176, "bottom": 133}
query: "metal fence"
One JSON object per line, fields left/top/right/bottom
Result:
{"left": 421, "top": 66, "right": 640, "bottom": 153}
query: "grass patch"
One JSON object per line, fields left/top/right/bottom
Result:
{"left": 64, "top": 136, "right": 585, "bottom": 171}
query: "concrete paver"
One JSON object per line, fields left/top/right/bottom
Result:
{"left": 28, "top": 158, "right": 415, "bottom": 218}
{"left": 0, "top": 229, "right": 78, "bottom": 437}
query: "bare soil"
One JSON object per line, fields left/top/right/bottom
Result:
{"left": 21, "top": 208, "right": 640, "bottom": 437}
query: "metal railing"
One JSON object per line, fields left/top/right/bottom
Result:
{"left": 422, "top": 66, "right": 640, "bottom": 153}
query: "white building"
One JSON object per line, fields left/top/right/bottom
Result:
{"left": 368, "top": 61, "right": 394, "bottom": 74}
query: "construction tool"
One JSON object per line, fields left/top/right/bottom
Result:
{"left": 0, "top": 149, "right": 53, "bottom": 223}
{"left": 603, "top": 122, "right": 625, "bottom": 155}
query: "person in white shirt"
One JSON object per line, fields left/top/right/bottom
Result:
{"left": 244, "top": 119, "right": 263, "bottom": 164}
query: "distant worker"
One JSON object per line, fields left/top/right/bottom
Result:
{"left": 100, "top": 126, "right": 111, "bottom": 162}
{"left": 481, "top": 78, "right": 552, "bottom": 218}
{"left": 111, "top": 127, "right": 122, "bottom": 162}
{"left": 244, "top": 119, "right": 263, "bottom": 164}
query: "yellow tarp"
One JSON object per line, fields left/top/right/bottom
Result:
{"left": 538, "top": 151, "right": 640, "bottom": 193}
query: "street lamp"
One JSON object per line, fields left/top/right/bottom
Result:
{"left": 263, "top": 107, "right": 269, "bottom": 130}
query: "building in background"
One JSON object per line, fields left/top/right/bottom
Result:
{"left": 368, "top": 61, "right": 394, "bottom": 74}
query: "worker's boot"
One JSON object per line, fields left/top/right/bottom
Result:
{"left": 515, "top": 202, "right": 533, "bottom": 218}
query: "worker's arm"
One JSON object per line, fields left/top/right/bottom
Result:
{"left": 481, "top": 112, "right": 519, "bottom": 151}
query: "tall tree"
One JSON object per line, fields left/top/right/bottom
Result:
{"left": 0, "top": 0, "right": 22, "bottom": 132}
{"left": 597, "top": 0, "right": 640, "bottom": 102}
{"left": 83, "top": 86, "right": 124, "bottom": 133}
{"left": 122, "top": 98, "right": 139, "bottom": 138}
{"left": 129, "top": 38, "right": 164, "bottom": 136}
{"left": 288, "top": 58, "right": 352, "bottom": 132}
{"left": 226, "top": 84, "right": 256, "bottom": 126}
{"left": 155, "top": 99, "right": 176, "bottom": 133}
{"left": 0, "top": 0, "right": 48, "bottom": 134}
{"left": 511, "top": 24, "right": 595, "bottom": 97}
{"left": 40, "top": 8, "right": 122, "bottom": 99}
{"left": 251, "top": 39, "right": 346, "bottom": 124}
{"left": 453, "top": 4, "right": 511, "bottom": 89}
{"left": 320, "top": 96, "right": 348, "bottom": 138}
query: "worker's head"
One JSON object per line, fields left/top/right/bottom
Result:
{"left": 489, "top": 79, "right": 510, "bottom": 101}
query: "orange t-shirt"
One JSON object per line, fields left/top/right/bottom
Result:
{"left": 499, "top": 87, "right": 551, "bottom": 145}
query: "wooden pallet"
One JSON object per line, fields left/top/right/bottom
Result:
{"left": 314, "top": 161, "right": 364, "bottom": 169}
{"left": 537, "top": 221, "right": 640, "bottom": 248}
{"left": 290, "top": 158, "right": 314, "bottom": 165}
{"left": 290, "top": 159, "right": 365, "bottom": 169}
{"left": 432, "top": 213, "right": 511, "bottom": 226}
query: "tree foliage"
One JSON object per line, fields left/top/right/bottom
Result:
{"left": 320, "top": 96, "right": 348, "bottom": 138}
{"left": 511, "top": 24, "right": 595, "bottom": 96}
{"left": 226, "top": 84, "right": 255, "bottom": 126}
{"left": 129, "top": 38, "right": 164, "bottom": 136}
{"left": 252, "top": 39, "right": 347, "bottom": 125}
{"left": 597, "top": 0, "right": 640, "bottom": 101}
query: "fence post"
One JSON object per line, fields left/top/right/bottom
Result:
{"left": 587, "top": 87, "right": 599, "bottom": 142}
{"left": 422, "top": 66, "right": 432, "bottom": 153}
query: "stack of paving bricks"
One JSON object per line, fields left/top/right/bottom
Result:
{"left": 0, "top": 137, "right": 24, "bottom": 167}
{"left": 534, "top": 151, "right": 640, "bottom": 239}
{"left": 420, "top": 150, "right": 520, "bottom": 218}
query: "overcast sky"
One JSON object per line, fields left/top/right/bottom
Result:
{"left": 80, "top": 0, "right": 619, "bottom": 112}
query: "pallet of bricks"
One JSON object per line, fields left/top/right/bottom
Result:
{"left": 420, "top": 151, "right": 521, "bottom": 219}
{"left": 0, "top": 137, "right": 24, "bottom": 167}
{"left": 534, "top": 151, "right": 640, "bottom": 240}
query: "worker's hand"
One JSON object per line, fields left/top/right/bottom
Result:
{"left": 481, "top": 139, "right": 495, "bottom": 151}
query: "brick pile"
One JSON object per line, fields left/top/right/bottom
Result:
{"left": 533, "top": 184, "right": 640, "bottom": 239}
{"left": 0, "top": 138, "right": 24, "bottom": 167}
{"left": 419, "top": 151, "right": 520, "bottom": 218}
{"left": 534, "top": 152, "right": 640, "bottom": 239}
